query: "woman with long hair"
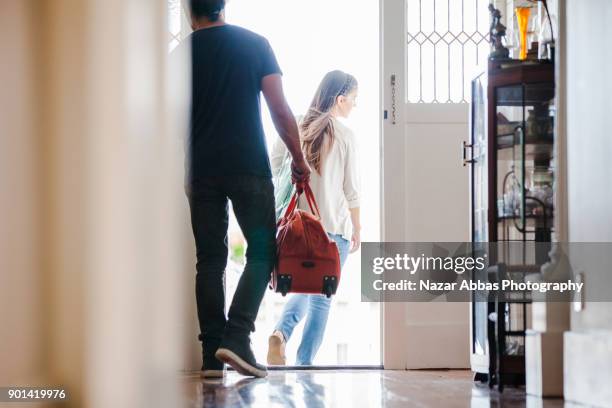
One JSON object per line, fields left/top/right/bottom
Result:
{"left": 268, "top": 70, "right": 361, "bottom": 366}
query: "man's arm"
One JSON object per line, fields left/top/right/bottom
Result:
{"left": 269, "top": 136, "right": 288, "bottom": 178}
{"left": 262, "top": 74, "right": 310, "bottom": 182}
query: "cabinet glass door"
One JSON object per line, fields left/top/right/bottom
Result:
{"left": 495, "top": 82, "right": 555, "bottom": 243}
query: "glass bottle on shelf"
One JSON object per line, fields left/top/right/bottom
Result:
{"left": 537, "top": 1, "right": 555, "bottom": 61}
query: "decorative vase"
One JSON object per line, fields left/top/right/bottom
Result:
{"left": 516, "top": 7, "right": 531, "bottom": 60}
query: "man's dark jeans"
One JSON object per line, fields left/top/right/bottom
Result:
{"left": 187, "top": 175, "right": 276, "bottom": 360}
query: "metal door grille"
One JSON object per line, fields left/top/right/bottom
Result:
{"left": 406, "top": 0, "right": 490, "bottom": 103}
{"left": 168, "top": 0, "right": 183, "bottom": 51}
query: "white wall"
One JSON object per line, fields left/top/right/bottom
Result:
{"left": 565, "top": 0, "right": 612, "bottom": 332}
{"left": 0, "top": 1, "right": 188, "bottom": 406}
{"left": 0, "top": 0, "right": 43, "bottom": 386}
{"left": 564, "top": 0, "right": 612, "bottom": 405}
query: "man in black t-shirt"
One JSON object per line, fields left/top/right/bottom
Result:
{"left": 186, "top": 0, "right": 310, "bottom": 379}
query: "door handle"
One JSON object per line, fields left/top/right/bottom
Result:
{"left": 462, "top": 141, "right": 475, "bottom": 166}
{"left": 390, "top": 74, "right": 397, "bottom": 125}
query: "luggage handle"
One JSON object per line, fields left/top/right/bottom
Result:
{"left": 279, "top": 182, "right": 321, "bottom": 225}
{"left": 302, "top": 183, "right": 321, "bottom": 219}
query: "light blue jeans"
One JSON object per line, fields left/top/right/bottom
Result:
{"left": 274, "top": 233, "right": 350, "bottom": 365}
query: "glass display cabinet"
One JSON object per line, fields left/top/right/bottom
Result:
{"left": 468, "top": 60, "right": 555, "bottom": 389}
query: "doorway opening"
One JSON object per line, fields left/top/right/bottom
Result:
{"left": 224, "top": 0, "right": 381, "bottom": 366}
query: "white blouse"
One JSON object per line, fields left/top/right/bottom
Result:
{"left": 270, "top": 117, "right": 360, "bottom": 241}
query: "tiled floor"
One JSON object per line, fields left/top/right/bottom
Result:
{"left": 183, "top": 369, "right": 568, "bottom": 407}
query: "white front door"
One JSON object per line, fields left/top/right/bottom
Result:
{"left": 380, "top": 0, "right": 488, "bottom": 369}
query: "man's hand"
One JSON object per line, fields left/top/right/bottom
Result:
{"left": 291, "top": 159, "right": 311, "bottom": 189}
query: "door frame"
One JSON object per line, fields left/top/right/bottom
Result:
{"left": 379, "top": 0, "right": 471, "bottom": 370}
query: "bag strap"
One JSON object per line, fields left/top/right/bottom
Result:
{"left": 279, "top": 191, "right": 298, "bottom": 226}
{"left": 303, "top": 183, "right": 321, "bottom": 219}
{"left": 278, "top": 181, "right": 321, "bottom": 226}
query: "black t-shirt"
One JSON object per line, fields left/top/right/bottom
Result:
{"left": 188, "top": 25, "right": 281, "bottom": 182}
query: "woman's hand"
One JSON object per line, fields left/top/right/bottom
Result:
{"left": 349, "top": 208, "right": 361, "bottom": 253}
{"left": 350, "top": 228, "right": 361, "bottom": 253}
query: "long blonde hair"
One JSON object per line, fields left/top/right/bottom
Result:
{"left": 301, "top": 70, "right": 358, "bottom": 173}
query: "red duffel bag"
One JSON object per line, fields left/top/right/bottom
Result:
{"left": 271, "top": 182, "right": 341, "bottom": 297}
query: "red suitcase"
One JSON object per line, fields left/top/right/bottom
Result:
{"left": 271, "top": 183, "right": 341, "bottom": 297}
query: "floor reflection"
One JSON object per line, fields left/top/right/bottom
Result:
{"left": 183, "top": 369, "right": 566, "bottom": 408}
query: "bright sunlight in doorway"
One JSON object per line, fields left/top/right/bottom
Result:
{"left": 227, "top": 0, "right": 380, "bottom": 366}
